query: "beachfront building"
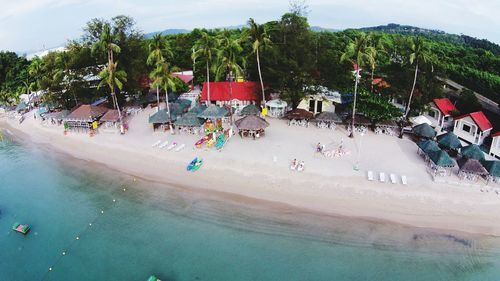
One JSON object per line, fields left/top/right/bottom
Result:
{"left": 453, "top": 111, "right": 492, "bottom": 145}
{"left": 63, "top": 104, "right": 108, "bottom": 133}
{"left": 297, "top": 86, "right": 341, "bottom": 115}
{"left": 265, "top": 99, "right": 288, "bottom": 118}
{"left": 200, "top": 82, "right": 259, "bottom": 113}
{"left": 99, "top": 110, "right": 121, "bottom": 133}
{"left": 490, "top": 132, "right": 500, "bottom": 159}
{"left": 423, "top": 98, "right": 457, "bottom": 132}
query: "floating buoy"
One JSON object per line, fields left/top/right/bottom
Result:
{"left": 89, "top": 223, "right": 92, "bottom": 226}
{"left": 101, "top": 210, "right": 104, "bottom": 214}
{"left": 123, "top": 188, "right": 126, "bottom": 191}
{"left": 49, "top": 267, "right": 52, "bottom": 271}
{"left": 62, "top": 251, "right": 66, "bottom": 255}
{"left": 113, "top": 199, "right": 116, "bottom": 202}
{"left": 76, "top": 236, "right": 79, "bottom": 240}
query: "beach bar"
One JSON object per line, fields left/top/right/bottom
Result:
{"left": 63, "top": 105, "right": 108, "bottom": 134}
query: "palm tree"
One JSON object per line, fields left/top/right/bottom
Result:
{"left": 192, "top": 31, "right": 218, "bottom": 105}
{"left": 405, "top": 36, "right": 432, "bottom": 118}
{"left": 92, "top": 23, "right": 126, "bottom": 126}
{"left": 147, "top": 34, "right": 173, "bottom": 112}
{"left": 340, "top": 32, "right": 375, "bottom": 138}
{"left": 246, "top": 18, "right": 272, "bottom": 105}
{"left": 28, "top": 58, "right": 43, "bottom": 105}
{"left": 366, "top": 36, "right": 386, "bottom": 94}
{"left": 215, "top": 31, "right": 246, "bottom": 125}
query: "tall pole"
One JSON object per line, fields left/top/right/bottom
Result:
{"left": 229, "top": 70, "right": 234, "bottom": 126}
{"left": 350, "top": 68, "right": 360, "bottom": 138}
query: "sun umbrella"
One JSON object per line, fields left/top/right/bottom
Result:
{"left": 188, "top": 104, "right": 208, "bottom": 115}
{"left": 417, "top": 140, "right": 440, "bottom": 154}
{"left": 428, "top": 150, "right": 455, "bottom": 167}
{"left": 197, "top": 105, "right": 228, "bottom": 119}
{"left": 240, "top": 104, "right": 261, "bottom": 116}
{"left": 285, "top": 108, "right": 314, "bottom": 120}
{"left": 175, "top": 112, "right": 204, "bottom": 127}
{"left": 149, "top": 109, "right": 177, "bottom": 124}
{"left": 481, "top": 160, "right": 500, "bottom": 178}
{"left": 412, "top": 123, "right": 437, "bottom": 139}
{"left": 315, "top": 111, "right": 342, "bottom": 123}
{"left": 461, "top": 144, "right": 485, "bottom": 160}
{"left": 437, "top": 132, "right": 462, "bottom": 150}
{"left": 457, "top": 158, "right": 488, "bottom": 176}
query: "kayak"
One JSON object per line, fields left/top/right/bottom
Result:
{"left": 191, "top": 158, "right": 203, "bottom": 172}
{"left": 186, "top": 157, "right": 198, "bottom": 171}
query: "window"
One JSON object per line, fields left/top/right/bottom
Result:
{"left": 462, "top": 124, "right": 471, "bottom": 133}
{"left": 428, "top": 110, "right": 436, "bottom": 118}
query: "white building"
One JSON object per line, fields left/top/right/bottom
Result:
{"left": 423, "top": 98, "right": 457, "bottom": 132}
{"left": 297, "top": 86, "right": 341, "bottom": 115}
{"left": 490, "top": 132, "right": 500, "bottom": 159}
{"left": 453, "top": 111, "right": 492, "bottom": 145}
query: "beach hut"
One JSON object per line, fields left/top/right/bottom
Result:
{"left": 188, "top": 104, "right": 207, "bottom": 115}
{"left": 99, "top": 110, "right": 121, "bottom": 133}
{"left": 235, "top": 115, "right": 270, "bottom": 139}
{"left": 197, "top": 105, "right": 228, "bottom": 133}
{"left": 149, "top": 109, "right": 178, "bottom": 131}
{"left": 176, "top": 99, "right": 192, "bottom": 112}
{"left": 437, "top": 132, "right": 462, "bottom": 150}
{"left": 417, "top": 139, "right": 440, "bottom": 157}
{"left": 175, "top": 112, "right": 205, "bottom": 134}
{"left": 412, "top": 123, "right": 437, "bottom": 139}
{"left": 481, "top": 160, "right": 500, "bottom": 184}
{"left": 428, "top": 149, "right": 455, "bottom": 176}
{"left": 265, "top": 99, "right": 288, "bottom": 118}
{"left": 315, "top": 111, "right": 342, "bottom": 129}
{"left": 240, "top": 104, "right": 261, "bottom": 116}
{"left": 457, "top": 158, "right": 488, "bottom": 181}
{"left": 285, "top": 109, "right": 314, "bottom": 127}
{"left": 63, "top": 105, "right": 108, "bottom": 133}
{"left": 374, "top": 119, "right": 399, "bottom": 135}
{"left": 461, "top": 144, "right": 485, "bottom": 161}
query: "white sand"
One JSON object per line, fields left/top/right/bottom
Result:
{"left": 2, "top": 108, "right": 500, "bottom": 236}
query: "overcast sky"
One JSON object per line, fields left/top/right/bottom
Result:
{"left": 1, "top": 0, "right": 499, "bottom": 53}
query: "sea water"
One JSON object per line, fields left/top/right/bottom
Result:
{"left": 1, "top": 135, "right": 500, "bottom": 281}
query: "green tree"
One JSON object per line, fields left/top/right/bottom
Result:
{"left": 92, "top": 23, "right": 127, "bottom": 126}
{"left": 245, "top": 18, "right": 272, "bottom": 105}
{"left": 340, "top": 32, "right": 375, "bottom": 137}
{"left": 192, "top": 31, "right": 218, "bottom": 105}
{"left": 356, "top": 91, "right": 402, "bottom": 123}
{"left": 147, "top": 34, "right": 173, "bottom": 111}
{"left": 405, "top": 36, "right": 433, "bottom": 117}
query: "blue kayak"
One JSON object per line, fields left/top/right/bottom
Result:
{"left": 187, "top": 157, "right": 198, "bottom": 171}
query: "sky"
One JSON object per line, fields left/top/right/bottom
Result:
{"left": 1, "top": 0, "right": 499, "bottom": 53}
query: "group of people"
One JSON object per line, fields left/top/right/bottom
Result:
{"left": 290, "top": 158, "right": 305, "bottom": 172}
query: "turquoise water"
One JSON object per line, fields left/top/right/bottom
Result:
{"left": 1, "top": 135, "right": 500, "bottom": 281}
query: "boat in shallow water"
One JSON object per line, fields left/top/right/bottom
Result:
{"left": 12, "top": 222, "right": 30, "bottom": 235}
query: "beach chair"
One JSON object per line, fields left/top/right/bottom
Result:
{"left": 401, "top": 175, "right": 408, "bottom": 185}
{"left": 367, "top": 171, "right": 374, "bottom": 181}
{"left": 151, "top": 140, "right": 161, "bottom": 147}
{"left": 390, "top": 174, "right": 397, "bottom": 184}
{"left": 175, "top": 144, "right": 185, "bottom": 152}
{"left": 159, "top": 141, "right": 169, "bottom": 149}
{"left": 379, "top": 172, "right": 386, "bottom": 183}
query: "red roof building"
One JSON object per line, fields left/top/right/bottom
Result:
{"left": 492, "top": 131, "right": 500, "bottom": 138}
{"left": 453, "top": 111, "right": 493, "bottom": 145}
{"left": 433, "top": 98, "right": 457, "bottom": 116}
{"left": 201, "top": 82, "right": 259, "bottom": 105}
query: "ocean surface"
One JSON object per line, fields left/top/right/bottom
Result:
{"left": 1, "top": 133, "right": 500, "bottom": 281}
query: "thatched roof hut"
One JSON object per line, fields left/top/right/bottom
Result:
{"left": 428, "top": 150, "right": 455, "bottom": 167}
{"left": 481, "top": 160, "right": 500, "bottom": 178}
{"left": 188, "top": 104, "right": 207, "bottom": 115}
{"left": 315, "top": 111, "right": 342, "bottom": 123}
{"left": 457, "top": 158, "right": 488, "bottom": 176}
{"left": 437, "top": 132, "right": 462, "bottom": 150}
{"left": 235, "top": 115, "right": 270, "bottom": 131}
{"left": 412, "top": 123, "right": 437, "bottom": 139}
{"left": 197, "top": 105, "right": 228, "bottom": 119}
{"left": 175, "top": 112, "right": 204, "bottom": 127}
{"left": 460, "top": 144, "right": 485, "bottom": 160}
{"left": 100, "top": 110, "right": 120, "bottom": 123}
{"left": 148, "top": 109, "right": 177, "bottom": 124}
{"left": 240, "top": 104, "right": 261, "bottom": 116}
{"left": 285, "top": 108, "right": 314, "bottom": 120}
{"left": 65, "top": 105, "right": 108, "bottom": 122}
{"left": 176, "top": 99, "right": 192, "bottom": 110}
{"left": 376, "top": 119, "right": 398, "bottom": 128}
{"left": 43, "top": 110, "right": 69, "bottom": 120}
{"left": 417, "top": 140, "right": 440, "bottom": 155}
{"left": 345, "top": 114, "right": 372, "bottom": 126}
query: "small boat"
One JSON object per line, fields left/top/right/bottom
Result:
{"left": 147, "top": 275, "right": 161, "bottom": 281}
{"left": 195, "top": 134, "right": 212, "bottom": 148}
{"left": 215, "top": 134, "right": 226, "bottom": 150}
{"left": 190, "top": 158, "right": 203, "bottom": 172}
{"left": 12, "top": 223, "right": 30, "bottom": 235}
{"left": 187, "top": 157, "right": 198, "bottom": 171}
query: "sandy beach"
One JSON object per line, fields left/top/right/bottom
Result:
{"left": 2, "top": 108, "right": 500, "bottom": 236}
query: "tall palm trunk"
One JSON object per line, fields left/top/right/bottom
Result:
{"left": 350, "top": 68, "right": 360, "bottom": 138}
{"left": 108, "top": 49, "right": 123, "bottom": 128}
{"left": 405, "top": 62, "right": 419, "bottom": 118}
{"left": 156, "top": 85, "right": 160, "bottom": 112}
{"left": 165, "top": 87, "right": 173, "bottom": 133}
{"left": 256, "top": 48, "right": 265, "bottom": 105}
{"left": 228, "top": 69, "right": 234, "bottom": 126}
{"left": 206, "top": 61, "right": 211, "bottom": 105}
{"left": 370, "top": 68, "right": 374, "bottom": 94}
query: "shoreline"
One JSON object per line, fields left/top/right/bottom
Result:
{"left": 2, "top": 111, "right": 500, "bottom": 237}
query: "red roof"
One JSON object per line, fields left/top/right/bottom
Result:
{"left": 492, "top": 131, "right": 500, "bottom": 138}
{"left": 433, "top": 98, "right": 456, "bottom": 116}
{"left": 172, "top": 73, "right": 193, "bottom": 84}
{"left": 201, "top": 82, "right": 259, "bottom": 102}
{"left": 455, "top": 111, "right": 493, "bottom": 132}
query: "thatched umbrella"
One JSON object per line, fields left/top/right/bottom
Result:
{"left": 189, "top": 104, "right": 208, "bottom": 115}
{"left": 346, "top": 114, "right": 372, "bottom": 126}
{"left": 412, "top": 123, "right": 437, "bottom": 139}
{"left": 481, "top": 160, "right": 500, "bottom": 179}
{"left": 240, "top": 104, "right": 261, "bottom": 116}
{"left": 285, "top": 108, "right": 314, "bottom": 120}
{"left": 175, "top": 112, "right": 204, "bottom": 127}
{"left": 315, "top": 111, "right": 342, "bottom": 123}
{"left": 437, "top": 132, "right": 462, "bottom": 150}
{"left": 457, "top": 158, "right": 488, "bottom": 177}
{"left": 417, "top": 139, "right": 440, "bottom": 155}
{"left": 176, "top": 99, "right": 192, "bottom": 110}
{"left": 197, "top": 105, "right": 228, "bottom": 119}
{"left": 235, "top": 115, "right": 270, "bottom": 131}
{"left": 149, "top": 109, "right": 177, "bottom": 124}
{"left": 428, "top": 150, "right": 455, "bottom": 167}
{"left": 461, "top": 144, "right": 485, "bottom": 160}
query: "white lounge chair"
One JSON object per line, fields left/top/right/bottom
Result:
{"left": 390, "top": 174, "right": 397, "bottom": 184}
{"left": 166, "top": 142, "right": 177, "bottom": 151}
{"left": 158, "top": 141, "right": 169, "bottom": 149}
{"left": 151, "top": 140, "right": 161, "bottom": 147}
{"left": 401, "top": 175, "right": 408, "bottom": 185}
{"left": 175, "top": 144, "right": 185, "bottom": 152}
{"left": 367, "top": 171, "right": 374, "bottom": 181}
{"left": 380, "top": 172, "right": 386, "bottom": 183}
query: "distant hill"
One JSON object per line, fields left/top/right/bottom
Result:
{"left": 357, "top": 23, "right": 500, "bottom": 55}
{"left": 145, "top": 29, "right": 190, "bottom": 38}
